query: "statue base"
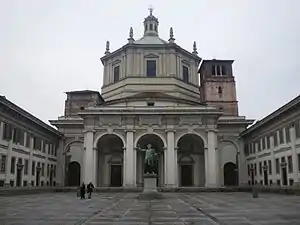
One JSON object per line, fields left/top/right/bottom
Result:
{"left": 138, "top": 173, "right": 163, "bottom": 200}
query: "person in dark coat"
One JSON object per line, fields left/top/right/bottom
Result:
{"left": 87, "top": 182, "right": 95, "bottom": 199}
{"left": 80, "top": 182, "right": 86, "bottom": 199}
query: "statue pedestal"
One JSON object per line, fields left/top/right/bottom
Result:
{"left": 138, "top": 173, "right": 163, "bottom": 200}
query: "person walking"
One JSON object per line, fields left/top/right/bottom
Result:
{"left": 80, "top": 182, "right": 86, "bottom": 199}
{"left": 87, "top": 182, "right": 95, "bottom": 199}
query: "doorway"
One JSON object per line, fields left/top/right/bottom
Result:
{"left": 181, "top": 165, "right": 193, "bottom": 186}
{"left": 223, "top": 162, "right": 237, "bottom": 186}
{"left": 263, "top": 169, "right": 268, "bottom": 186}
{"left": 282, "top": 167, "right": 288, "bottom": 186}
{"left": 110, "top": 165, "right": 122, "bottom": 187}
{"left": 16, "top": 168, "right": 22, "bottom": 187}
{"left": 68, "top": 162, "right": 81, "bottom": 186}
{"left": 36, "top": 170, "right": 40, "bottom": 186}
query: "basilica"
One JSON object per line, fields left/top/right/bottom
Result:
{"left": 50, "top": 9, "right": 253, "bottom": 188}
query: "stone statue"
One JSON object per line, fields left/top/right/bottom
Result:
{"left": 139, "top": 144, "right": 159, "bottom": 175}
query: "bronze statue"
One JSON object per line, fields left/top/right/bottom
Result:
{"left": 139, "top": 144, "right": 159, "bottom": 175}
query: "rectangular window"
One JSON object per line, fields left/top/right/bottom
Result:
{"left": 1, "top": 155, "right": 6, "bottom": 173}
{"left": 289, "top": 179, "right": 294, "bottom": 186}
{"left": 11, "top": 157, "right": 15, "bottom": 174}
{"left": 273, "top": 132, "right": 278, "bottom": 147}
{"left": 32, "top": 161, "right": 35, "bottom": 176}
{"left": 33, "top": 137, "right": 42, "bottom": 150}
{"left": 42, "top": 163, "right": 45, "bottom": 176}
{"left": 47, "top": 164, "right": 49, "bottom": 177}
{"left": 26, "top": 133, "right": 31, "bottom": 148}
{"left": 262, "top": 137, "right": 266, "bottom": 150}
{"left": 257, "top": 141, "right": 261, "bottom": 152}
{"left": 276, "top": 158, "right": 280, "bottom": 174}
{"left": 295, "top": 120, "right": 300, "bottom": 138}
{"left": 54, "top": 166, "right": 56, "bottom": 178}
{"left": 42, "top": 141, "right": 47, "bottom": 153}
{"left": 268, "top": 160, "right": 272, "bottom": 174}
{"left": 182, "top": 65, "right": 189, "bottom": 83}
{"left": 288, "top": 156, "right": 293, "bottom": 173}
{"left": 247, "top": 164, "right": 250, "bottom": 176}
{"left": 254, "top": 163, "right": 257, "bottom": 176}
{"left": 146, "top": 60, "right": 156, "bottom": 77}
{"left": 221, "top": 65, "right": 226, "bottom": 75}
{"left": 285, "top": 127, "right": 291, "bottom": 142}
{"left": 279, "top": 129, "right": 284, "bottom": 144}
{"left": 48, "top": 144, "right": 52, "bottom": 154}
{"left": 113, "top": 66, "right": 120, "bottom": 82}
{"left": 24, "top": 159, "right": 28, "bottom": 175}
{"left": 216, "top": 65, "right": 221, "bottom": 75}
{"left": 3, "top": 123, "right": 12, "bottom": 141}
{"left": 266, "top": 136, "right": 271, "bottom": 149}
{"left": 212, "top": 65, "right": 216, "bottom": 75}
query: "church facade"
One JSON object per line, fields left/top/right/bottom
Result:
{"left": 50, "top": 10, "right": 253, "bottom": 188}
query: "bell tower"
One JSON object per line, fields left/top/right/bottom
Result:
{"left": 199, "top": 59, "right": 239, "bottom": 116}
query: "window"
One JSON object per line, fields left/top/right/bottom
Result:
{"left": 26, "top": 133, "right": 31, "bottom": 148}
{"left": 268, "top": 160, "right": 272, "bottom": 174}
{"left": 12, "top": 128, "right": 24, "bottom": 145}
{"left": 32, "top": 161, "right": 35, "bottom": 176}
{"left": 10, "top": 157, "right": 15, "bottom": 174}
{"left": 43, "top": 141, "right": 47, "bottom": 153}
{"left": 33, "top": 137, "right": 42, "bottom": 150}
{"left": 221, "top": 65, "right": 226, "bottom": 75}
{"left": 216, "top": 65, "right": 221, "bottom": 75}
{"left": 155, "top": 25, "right": 157, "bottom": 31}
{"left": 266, "top": 136, "right": 271, "bottom": 149}
{"left": 47, "top": 164, "right": 49, "bottom": 177}
{"left": 113, "top": 66, "right": 120, "bottom": 82}
{"left": 270, "top": 180, "right": 273, "bottom": 185}
{"left": 54, "top": 146, "right": 57, "bottom": 156}
{"left": 48, "top": 144, "right": 52, "bottom": 154}
{"left": 285, "top": 127, "right": 291, "bottom": 142}
{"left": 1, "top": 155, "right": 6, "bottom": 173}
{"left": 275, "top": 158, "right": 280, "bottom": 174}
{"left": 261, "top": 137, "right": 265, "bottom": 150}
{"left": 54, "top": 166, "right": 56, "bottom": 178}
{"left": 247, "top": 164, "right": 250, "bottom": 176}
{"left": 218, "top": 86, "right": 222, "bottom": 95}
{"left": 276, "top": 180, "right": 280, "bottom": 186}
{"left": 257, "top": 141, "right": 261, "bottom": 152}
{"left": 273, "top": 132, "right": 278, "bottom": 147}
{"left": 149, "top": 24, "right": 153, "bottom": 30}
{"left": 212, "top": 65, "right": 216, "bottom": 75}
{"left": 288, "top": 156, "right": 293, "bottom": 173}
{"left": 279, "top": 129, "right": 284, "bottom": 144}
{"left": 289, "top": 179, "right": 294, "bottom": 186}
{"left": 42, "top": 163, "right": 45, "bottom": 176}
{"left": 182, "top": 65, "right": 189, "bottom": 83}
{"left": 147, "top": 102, "right": 155, "bottom": 107}
{"left": 146, "top": 60, "right": 156, "bottom": 77}
{"left": 24, "top": 159, "right": 28, "bottom": 175}
{"left": 3, "top": 123, "right": 12, "bottom": 141}
{"left": 295, "top": 120, "right": 300, "bottom": 138}
{"left": 254, "top": 163, "right": 257, "bottom": 176}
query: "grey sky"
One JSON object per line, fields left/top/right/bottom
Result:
{"left": 1, "top": 0, "right": 299, "bottom": 125}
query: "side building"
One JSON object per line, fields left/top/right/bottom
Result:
{"left": 0, "top": 96, "right": 62, "bottom": 187}
{"left": 241, "top": 94, "right": 300, "bottom": 187}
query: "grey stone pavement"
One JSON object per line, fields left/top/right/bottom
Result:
{"left": 1, "top": 192, "right": 300, "bottom": 225}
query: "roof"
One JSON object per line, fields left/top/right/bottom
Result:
{"left": 134, "top": 35, "right": 168, "bottom": 45}
{"left": 65, "top": 90, "right": 105, "bottom": 103}
{"left": 240, "top": 94, "right": 300, "bottom": 137}
{"left": 0, "top": 96, "right": 62, "bottom": 137}
{"left": 198, "top": 59, "right": 234, "bottom": 73}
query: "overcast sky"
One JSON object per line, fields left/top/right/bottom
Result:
{"left": 1, "top": 0, "right": 299, "bottom": 126}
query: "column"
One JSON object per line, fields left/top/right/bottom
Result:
{"left": 28, "top": 136, "right": 33, "bottom": 186}
{"left": 124, "top": 130, "right": 135, "bottom": 187}
{"left": 84, "top": 130, "right": 95, "bottom": 184}
{"left": 166, "top": 130, "right": 176, "bottom": 187}
{"left": 0, "top": 122, "right": 4, "bottom": 140}
{"left": 93, "top": 147, "right": 97, "bottom": 185}
{"left": 4, "top": 140, "right": 13, "bottom": 187}
{"left": 205, "top": 129, "right": 218, "bottom": 187}
{"left": 290, "top": 126, "right": 299, "bottom": 184}
{"left": 56, "top": 139, "right": 64, "bottom": 186}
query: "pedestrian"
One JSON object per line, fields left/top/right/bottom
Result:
{"left": 87, "top": 182, "right": 95, "bottom": 199}
{"left": 80, "top": 182, "right": 86, "bottom": 199}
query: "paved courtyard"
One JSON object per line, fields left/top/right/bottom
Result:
{"left": 1, "top": 192, "right": 300, "bottom": 225}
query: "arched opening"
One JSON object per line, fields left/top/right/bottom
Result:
{"left": 96, "top": 134, "right": 124, "bottom": 187}
{"left": 136, "top": 134, "right": 165, "bottom": 187}
{"left": 177, "top": 134, "right": 205, "bottom": 187}
{"left": 67, "top": 161, "right": 81, "bottom": 186}
{"left": 223, "top": 162, "right": 237, "bottom": 186}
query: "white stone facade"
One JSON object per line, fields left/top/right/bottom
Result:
{"left": 50, "top": 10, "right": 253, "bottom": 188}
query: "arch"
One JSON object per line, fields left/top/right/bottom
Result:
{"left": 178, "top": 154, "right": 195, "bottom": 164}
{"left": 67, "top": 161, "right": 81, "bottom": 187}
{"left": 64, "top": 140, "right": 84, "bottom": 154}
{"left": 223, "top": 162, "right": 238, "bottom": 186}
{"left": 219, "top": 139, "right": 239, "bottom": 152}
{"left": 175, "top": 132, "right": 207, "bottom": 148}
{"left": 108, "top": 154, "right": 123, "bottom": 164}
{"left": 134, "top": 132, "right": 167, "bottom": 148}
{"left": 93, "top": 132, "right": 125, "bottom": 148}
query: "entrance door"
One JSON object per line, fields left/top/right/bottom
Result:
{"left": 110, "top": 165, "right": 122, "bottom": 187}
{"left": 36, "top": 170, "right": 40, "bottom": 186}
{"left": 67, "top": 162, "right": 81, "bottom": 186}
{"left": 16, "top": 168, "right": 22, "bottom": 187}
{"left": 181, "top": 165, "right": 193, "bottom": 186}
{"left": 282, "top": 167, "right": 288, "bottom": 186}
{"left": 263, "top": 170, "right": 268, "bottom": 186}
{"left": 224, "top": 162, "right": 237, "bottom": 186}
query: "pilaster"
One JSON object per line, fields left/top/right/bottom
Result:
{"left": 124, "top": 130, "right": 136, "bottom": 187}
{"left": 84, "top": 129, "right": 95, "bottom": 184}
{"left": 165, "top": 130, "right": 176, "bottom": 187}
{"left": 0, "top": 121, "right": 4, "bottom": 140}
{"left": 4, "top": 140, "right": 13, "bottom": 186}
{"left": 290, "top": 126, "right": 299, "bottom": 183}
{"left": 205, "top": 129, "right": 218, "bottom": 187}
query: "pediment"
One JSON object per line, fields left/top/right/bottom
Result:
{"left": 144, "top": 53, "right": 159, "bottom": 58}
{"left": 182, "top": 59, "right": 190, "bottom": 65}
{"left": 112, "top": 59, "right": 121, "bottom": 65}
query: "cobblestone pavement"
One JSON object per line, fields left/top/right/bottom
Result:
{"left": 1, "top": 192, "right": 300, "bottom": 225}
